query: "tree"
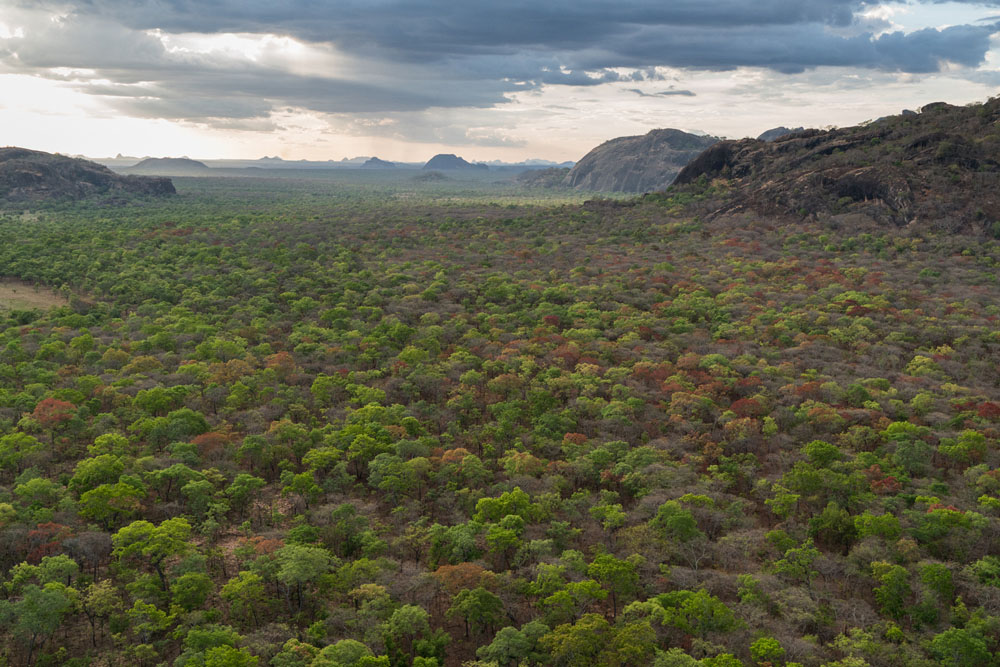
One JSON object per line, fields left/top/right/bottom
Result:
{"left": 871, "top": 561, "right": 911, "bottom": 620}
{"left": 0, "top": 432, "right": 42, "bottom": 477}
{"left": 0, "top": 583, "right": 77, "bottom": 666}
{"left": 79, "top": 482, "right": 144, "bottom": 530}
{"left": 587, "top": 553, "right": 640, "bottom": 618}
{"left": 204, "top": 646, "right": 259, "bottom": 667}
{"left": 112, "top": 517, "right": 192, "bottom": 589}
{"left": 81, "top": 579, "right": 121, "bottom": 647}
{"left": 773, "top": 539, "right": 820, "bottom": 588}
{"left": 651, "top": 501, "right": 703, "bottom": 543}
{"left": 274, "top": 543, "right": 332, "bottom": 613}
{"left": 541, "top": 579, "right": 607, "bottom": 625}
{"left": 221, "top": 571, "right": 266, "bottom": 627}
{"left": 385, "top": 604, "right": 431, "bottom": 662}
{"left": 32, "top": 397, "right": 76, "bottom": 443}
{"left": 171, "top": 571, "right": 214, "bottom": 612}
{"left": 313, "top": 639, "right": 379, "bottom": 667}
{"left": 749, "top": 636, "right": 785, "bottom": 665}
{"left": 929, "top": 627, "right": 992, "bottom": 667}
{"left": 537, "top": 613, "right": 615, "bottom": 667}
{"left": 476, "top": 626, "right": 532, "bottom": 666}
{"left": 447, "top": 587, "right": 505, "bottom": 638}
{"left": 226, "top": 474, "right": 266, "bottom": 521}
{"left": 653, "top": 589, "right": 739, "bottom": 638}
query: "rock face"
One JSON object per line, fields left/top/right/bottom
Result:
{"left": 361, "top": 157, "right": 396, "bottom": 169}
{"left": 672, "top": 98, "right": 1000, "bottom": 234}
{"left": 129, "top": 157, "right": 210, "bottom": 175}
{"left": 564, "top": 128, "right": 718, "bottom": 192}
{"left": 0, "top": 147, "right": 175, "bottom": 201}
{"left": 423, "top": 154, "right": 488, "bottom": 170}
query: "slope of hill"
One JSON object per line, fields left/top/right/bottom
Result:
{"left": 0, "top": 147, "right": 174, "bottom": 201}
{"left": 128, "top": 157, "right": 211, "bottom": 175}
{"left": 564, "top": 128, "right": 718, "bottom": 192}
{"left": 673, "top": 100, "right": 1000, "bottom": 234}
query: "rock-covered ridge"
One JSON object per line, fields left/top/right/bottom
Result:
{"left": 673, "top": 100, "right": 1000, "bottom": 234}
{"left": 0, "top": 147, "right": 175, "bottom": 201}
{"left": 565, "top": 128, "right": 718, "bottom": 192}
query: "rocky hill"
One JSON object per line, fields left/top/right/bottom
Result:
{"left": 0, "top": 147, "right": 174, "bottom": 201}
{"left": 564, "top": 128, "right": 718, "bottom": 192}
{"left": 128, "top": 157, "right": 210, "bottom": 175}
{"left": 673, "top": 99, "right": 1000, "bottom": 234}
{"left": 423, "top": 154, "right": 488, "bottom": 170}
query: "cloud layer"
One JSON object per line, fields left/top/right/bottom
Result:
{"left": 2, "top": 1, "right": 1000, "bottom": 145}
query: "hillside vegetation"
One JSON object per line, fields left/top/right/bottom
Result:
{"left": 0, "top": 156, "right": 996, "bottom": 667}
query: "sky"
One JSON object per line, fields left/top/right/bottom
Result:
{"left": 2, "top": 1, "right": 1000, "bottom": 163}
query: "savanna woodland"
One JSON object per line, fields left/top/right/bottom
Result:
{"left": 2, "top": 105, "right": 1000, "bottom": 667}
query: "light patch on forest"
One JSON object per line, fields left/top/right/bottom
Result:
{"left": 0, "top": 279, "right": 69, "bottom": 310}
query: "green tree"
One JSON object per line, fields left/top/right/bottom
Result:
{"left": 204, "top": 645, "right": 259, "bottom": 667}
{"left": 221, "top": 571, "right": 266, "bottom": 627}
{"left": 872, "top": 561, "right": 911, "bottom": 620}
{"left": 171, "top": 571, "right": 214, "bottom": 612}
{"left": 385, "top": 604, "right": 430, "bottom": 662}
{"left": 749, "top": 636, "right": 785, "bottom": 665}
{"left": 537, "top": 613, "right": 615, "bottom": 667}
{"left": 651, "top": 500, "right": 703, "bottom": 542}
{"left": 274, "top": 543, "right": 333, "bottom": 613}
{"left": 476, "top": 625, "right": 532, "bottom": 667}
{"left": 112, "top": 517, "right": 193, "bottom": 589}
{"left": 929, "top": 627, "right": 992, "bottom": 667}
{"left": 587, "top": 553, "right": 640, "bottom": 618}
{"left": 81, "top": 579, "right": 121, "bottom": 647}
{"left": 447, "top": 587, "right": 505, "bottom": 638}
{"left": 0, "top": 583, "right": 77, "bottom": 666}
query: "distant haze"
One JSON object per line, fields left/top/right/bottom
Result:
{"left": 2, "top": 1, "right": 1000, "bottom": 162}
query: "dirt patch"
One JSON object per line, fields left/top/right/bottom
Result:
{"left": 0, "top": 279, "right": 70, "bottom": 310}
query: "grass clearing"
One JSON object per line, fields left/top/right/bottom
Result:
{"left": 0, "top": 279, "right": 69, "bottom": 310}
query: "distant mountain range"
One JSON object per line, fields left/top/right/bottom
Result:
{"left": 88, "top": 154, "right": 572, "bottom": 172}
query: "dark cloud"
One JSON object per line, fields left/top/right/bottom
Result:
{"left": 628, "top": 88, "right": 697, "bottom": 98}
{"left": 2, "top": 1, "right": 999, "bottom": 136}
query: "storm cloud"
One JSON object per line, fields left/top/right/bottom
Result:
{"left": 2, "top": 0, "right": 999, "bottom": 132}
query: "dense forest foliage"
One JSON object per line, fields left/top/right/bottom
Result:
{"left": 0, "top": 174, "right": 998, "bottom": 667}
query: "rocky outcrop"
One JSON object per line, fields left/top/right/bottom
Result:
{"left": 564, "top": 129, "right": 718, "bottom": 192}
{"left": 0, "top": 147, "right": 174, "bottom": 201}
{"left": 672, "top": 98, "right": 1000, "bottom": 234}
